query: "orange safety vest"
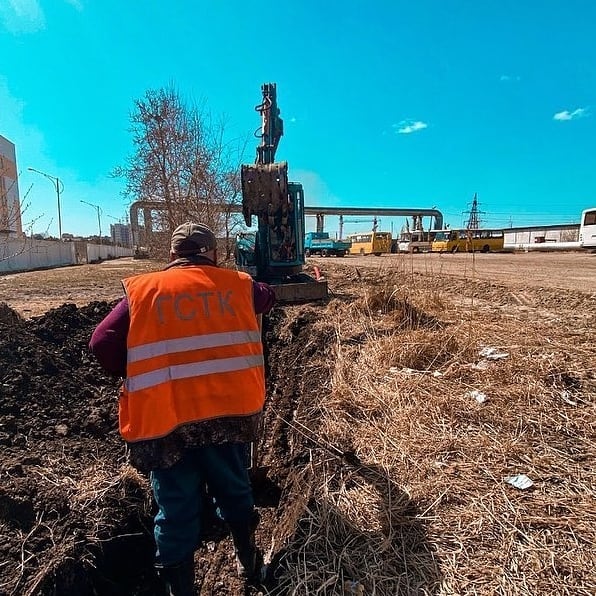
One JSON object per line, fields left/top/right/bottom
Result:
{"left": 119, "top": 265, "right": 265, "bottom": 442}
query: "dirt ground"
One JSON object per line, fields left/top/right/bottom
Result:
{"left": 0, "top": 251, "right": 594, "bottom": 595}
{"left": 326, "top": 250, "right": 596, "bottom": 293}
{"left": 1, "top": 252, "right": 595, "bottom": 318}
{"left": 0, "top": 259, "right": 157, "bottom": 318}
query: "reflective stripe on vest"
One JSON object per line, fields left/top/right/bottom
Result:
{"left": 127, "top": 330, "right": 262, "bottom": 363}
{"left": 125, "top": 353, "right": 265, "bottom": 392}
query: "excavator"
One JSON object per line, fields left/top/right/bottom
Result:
{"left": 235, "top": 83, "right": 328, "bottom": 302}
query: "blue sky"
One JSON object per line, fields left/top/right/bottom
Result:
{"left": 1, "top": 0, "right": 595, "bottom": 238}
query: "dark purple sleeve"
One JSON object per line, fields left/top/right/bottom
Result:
{"left": 89, "top": 297, "right": 130, "bottom": 377}
{"left": 252, "top": 281, "right": 275, "bottom": 314}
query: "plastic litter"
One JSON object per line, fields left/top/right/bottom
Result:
{"left": 479, "top": 346, "right": 509, "bottom": 360}
{"left": 390, "top": 366, "right": 413, "bottom": 374}
{"left": 504, "top": 474, "right": 534, "bottom": 490}
{"left": 469, "top": 390, "right": 488, "bottom": 404}
{"left": 560, "top": 390, "right": 577, "bottom": 406}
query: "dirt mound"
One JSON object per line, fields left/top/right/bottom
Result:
{"left": 1, "top": 303, "right": 119, "bottom": 440}
{"left": 0, "top": 299, "right": 336, "bottom": 596}
{"left": 0, "top": 302, "right": 162, "bottom": 595}
{"left": 0, "top": 302, "right": 23, "bottom": 326}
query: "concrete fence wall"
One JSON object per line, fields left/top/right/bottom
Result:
{"left": 0, "top": 237, "right": 133, "bottom": 273}
{"left": 86, "top": 243, "right": 134, "bottom": 263}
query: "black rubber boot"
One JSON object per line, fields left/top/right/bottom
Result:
{"left": 155, "top": 557, "right": 195, "bottom": 596}
{"left": 228, "top": 511, "right": 263, "bottom": 582}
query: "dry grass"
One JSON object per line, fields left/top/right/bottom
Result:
{"left": 270, "top": 265, "right": 596, "bottom": 595}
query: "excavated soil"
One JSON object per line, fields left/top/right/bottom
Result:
{"left": 0, "top": 279, "right": 334, "bottom": 595}
{"left": 0, "top": 301, "right": 155, "bottom": 595}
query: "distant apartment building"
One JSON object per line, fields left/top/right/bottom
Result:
{"left": 0, "top": 135, "right": 23, "bottom": 236}
{"left": 111, "top": 222, "right": 131, "bottom": 246}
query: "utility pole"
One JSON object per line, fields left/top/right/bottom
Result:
{"left": 80, "top": 200, "right": 102, "bottom": 244}
{"left": 28, "top": 167, "right": 63, "bottom": 240}
{"left": 106, "top": 214, "right": 119, "bottom": 245}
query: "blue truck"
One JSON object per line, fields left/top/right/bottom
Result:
{"left": 304, "top": 232, "right": 351, "bottom": 257}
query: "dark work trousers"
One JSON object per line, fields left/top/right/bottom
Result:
{"left": 151, "top": 442, "right": 254, "bottom": 565}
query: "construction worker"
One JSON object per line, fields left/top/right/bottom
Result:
{"left": 89, "top": 222, "right": 275, "bottom": 595}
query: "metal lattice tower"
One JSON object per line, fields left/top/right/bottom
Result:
{"left": 465, "top": 193, "right": 482, "bottom": 229}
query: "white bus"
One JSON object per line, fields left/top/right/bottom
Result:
{"left": 579, "top": 208, "right": 596, "bottom": 249}
{"left": 396, "top": 229, "right": 433, "bottom": 253}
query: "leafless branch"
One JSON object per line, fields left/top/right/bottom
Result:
{"left": 113, "top": 85, "right": 247, "bottom": 257}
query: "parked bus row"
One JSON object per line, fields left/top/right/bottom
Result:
{"left": 394, "top": 228, "right": 505, "bottom": 253}
{"left": 307, "top": 229, "right": 506, "bottom": 256}
{"left": 299, "top": 206, "right": 596, "bottom": 258}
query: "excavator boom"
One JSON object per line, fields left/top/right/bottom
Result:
{"left": 235, "top": 83, "right": 327, "bottom": 302}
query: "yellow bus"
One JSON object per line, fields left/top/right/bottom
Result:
{"left": 347, "top": 231, "right": 392, "bottom": 256}
{"left": 431, "top": 229, "right": 504, "bottom": 253}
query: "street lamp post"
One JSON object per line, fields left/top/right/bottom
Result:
{"left": 80, "top": 200, "right": 102, "bottom": 244}
{"left": 28, "top": 167, "right": 63, "bottom": 240}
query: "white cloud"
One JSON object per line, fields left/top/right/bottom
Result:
{"left": 0, "top": 0, "right": 45, "bottom": 33}
{"left": 500, "top": 75, "right": 521, "bottom": 82}
{"left": 0, "top": 0, "right": 81, "bottom": 34}
{"left": 553, "top": 108, "right": 589, "bottom": 121}
{"left": 394, "top": 120, "right": 428, "bottom": 134}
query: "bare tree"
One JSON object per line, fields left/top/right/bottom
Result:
{"left": 114, "top": 85, "right": 247, "bottom": 257}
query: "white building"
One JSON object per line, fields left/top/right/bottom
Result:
{"left": 0, "top": 135, "right": 23, "bottom": 236}
{"left": 110, "top": 222, "right": 131, "bottom": 246}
